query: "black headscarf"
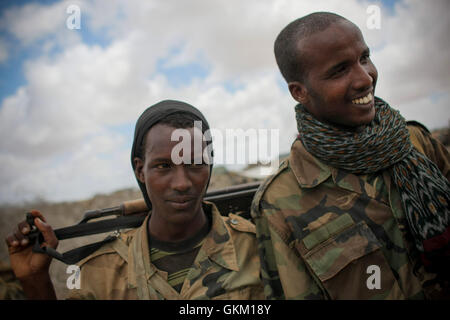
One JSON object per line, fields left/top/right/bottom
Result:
{"left": 131, "top": 100, "right": 213, "bottom": 210}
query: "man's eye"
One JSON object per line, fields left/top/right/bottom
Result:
{"left": 155, "top": 163, "right": 170, "bottom": 169}
{"left": 361, "top": 53, "right": 370, "bottom": 63}
{"left": 331, "top": 65, "right": 347, "bottom": 77}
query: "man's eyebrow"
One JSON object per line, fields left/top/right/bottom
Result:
{"left": 325, "top": 47, "right": 371, "bottom": 75}
{"left": 325, "top": 60, "right": 349, "bottom": 75}
{"left": 148, "top": 157, "right": 172, "bottom": 163}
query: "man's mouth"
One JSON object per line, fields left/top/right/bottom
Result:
{"left": 167, "top": 196, "right": 196, "bottom": 209}
{"left": 351, "top": 92, "right": 373, "bottom": 105}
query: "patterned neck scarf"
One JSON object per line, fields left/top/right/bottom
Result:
{"left": 295, "top": 96, "right": 450, "bottom": 274}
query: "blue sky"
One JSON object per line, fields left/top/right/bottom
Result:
{"left": 0, "top": 0, "right": 403, "bottom": 104}
{"left": 0, "top": 0, "right": 448, "bottom": 204}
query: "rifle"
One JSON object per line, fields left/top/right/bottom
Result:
{"left": 26, "top": 181, "right": 261, "bottom": 265}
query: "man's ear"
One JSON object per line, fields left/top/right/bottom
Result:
{"left": 288, "top": 81, "right": 308, "bottom": 104}
{"left": 133, "top": 157, "right": 145, "bottom": 183}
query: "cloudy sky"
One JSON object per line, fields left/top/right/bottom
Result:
{"left": 0, "top": 0, "right": 449, "bottom": 204}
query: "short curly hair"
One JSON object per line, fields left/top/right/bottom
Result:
{"left": 274, "top": 12, "right": 349, "bottom": 83}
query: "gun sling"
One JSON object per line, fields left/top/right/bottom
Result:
{"left": 26, "top": 182, "right": 261, "bottom": 265}
{"left": 27, "top": 213, "right": 147, "bottom": 265}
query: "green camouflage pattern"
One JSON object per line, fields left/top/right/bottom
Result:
{"left": 67, "top": 202, "right": 264, "bottom": 300}
{"left": 251, "top": 124, "right": 450, "bottom": 300}
{"left": 0, "top": 262, "right": 26, "bottom": 300}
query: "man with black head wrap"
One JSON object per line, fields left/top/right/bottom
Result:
{"left": 6, "top": 100, "right": 264, "bottom": 300}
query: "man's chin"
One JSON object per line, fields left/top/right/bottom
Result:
{"left": 165, "top": 201, "right": 203, "bottom": 219}
{"left": 349, "top": 105, "right": 376, "bottom": 129}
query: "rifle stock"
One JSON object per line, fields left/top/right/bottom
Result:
{"left": 81, "top": 181, "right": 261, "bottom": 222}
{"left": 26, "top": 181, "right": 262, "bottom": 264}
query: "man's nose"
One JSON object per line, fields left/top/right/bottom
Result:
{"left": 352, "top": 64, "right": 374, "bottom": 91}
{"left": 171, "top": 166, "right": 192, "bottom": 192}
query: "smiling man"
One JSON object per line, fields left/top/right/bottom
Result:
{"left": 6, "top": 100, "right": 264, "bottom": 300}
{"left": 251, "top": 12, "right": 450, "bottom": 300}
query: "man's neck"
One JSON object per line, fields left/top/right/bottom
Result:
{"left": 147, "top": 207, "right": 208, "bottom": 243}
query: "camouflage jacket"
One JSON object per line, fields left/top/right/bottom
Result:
{"left": 251, "top": 124, "right": 450, "bottom": 300}
{"left": 67, "top": 202, "right": 264, "bottom": 300}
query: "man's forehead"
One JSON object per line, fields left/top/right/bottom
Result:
{"left": 299, "top": 20, "right": 364, "bottom": 52}
{"left": 297, "top": 21, "right": 367, "bottom": 71}
{"left": 145, "top": 124, "right": 203, "bottom": 157}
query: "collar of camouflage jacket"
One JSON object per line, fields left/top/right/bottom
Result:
{"left": 288, "top": 139, "right": 380, "bottom": 197}
{"left": 289, "top": 139, "right": 333, "bottom": 188}
{"left": 201, "top": 202, "right": 240, "bottom": 272}
{"left": 127, "top": 201, "right": 239, "bottom": 289}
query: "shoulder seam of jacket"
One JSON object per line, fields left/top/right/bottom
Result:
{"left": 251, "top": 159, "right": 290, "bottom": 217}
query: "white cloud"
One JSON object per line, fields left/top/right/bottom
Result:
{"left": 1, "top": 2, "right": 65, "bottom": 44}
{"left": 370, "top": 0, "right": 450, "bottom": 113}
{"left": 0, "top": 1, "right": 84, "bottom": 48}
{"left": 394, "top": 93, "right": 450, "bottom": 129}
{"left": 0, "top": 0, "right": 448, "bottom": 204}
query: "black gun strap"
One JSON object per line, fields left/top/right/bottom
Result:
{"left": 33, "top": 236, "right": 118, "bottom": 265}
{"left": 54, "top": 214, "right": 147, "bottom": 240}
{"left": 26, "top": 182, "right": 261, "bottom": 265}
{"left": 30, "top": 214, "right": 146, "bottom": 265}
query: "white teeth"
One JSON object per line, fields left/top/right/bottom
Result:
{"left": 352, "top": 92, "right": 372, "bottom": 105}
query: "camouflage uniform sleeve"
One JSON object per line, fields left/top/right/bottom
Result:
{"left": 251, "top": 164, "right": 325, "bottom": 300}
{"left": 408, "top": 122, "right": 450, "bottom": 180}
{"left": 251, "top": 200, "right": 284, "bottom": 299}
{"left": 224, "top": 213, "right": 265, "bottom": 300}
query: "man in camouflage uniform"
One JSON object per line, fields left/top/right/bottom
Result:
{"left": 67, "top": 202, "right": 261, "bottom": 299}
{"left": 6, "top": 100, "right": 264, "bottom": 299}
{"left": 251, "top": 12, "right": 450, "bottom": 300}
